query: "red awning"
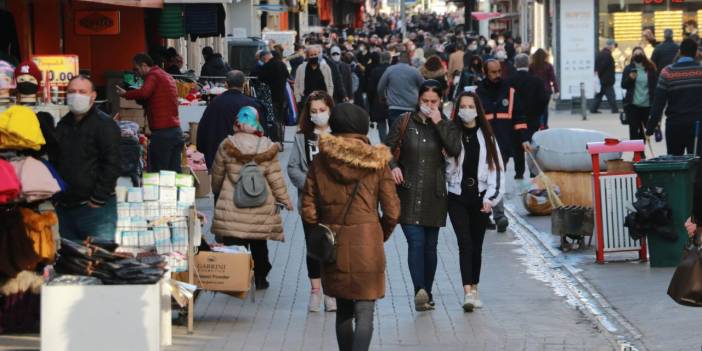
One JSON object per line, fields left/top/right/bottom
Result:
{"left": 471, "top": 12, "right": 502, "bottom": 21}
{"left": 77, "top": 0, "right": 163, "bottom": 8}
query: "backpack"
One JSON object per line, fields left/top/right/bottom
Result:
{"left": 116, "top": 121, "right": 143, "bottom": 186}
{"left": 234, "top": 138, "right": 269, "bottom": 208}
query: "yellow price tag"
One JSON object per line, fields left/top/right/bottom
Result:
{"left": 31, "top": 55, "right": 80, "bottom": 86}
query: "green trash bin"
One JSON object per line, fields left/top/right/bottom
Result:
{"left": 634, "top": 155, "right": 699, "bottom": 267}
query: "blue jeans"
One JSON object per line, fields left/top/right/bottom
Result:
{"left": 57, "top": 197, "right": 117, "bottom": 242}
{"left": 149, "top": 127, "right": 184, "bottom": 173}
{"left": 388, "top": 109, "right": 412, "bottom": 131}
{"left": 402, "top": 224, "right": 440, "bottom": 294}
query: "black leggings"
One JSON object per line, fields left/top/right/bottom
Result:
{"left": 303, "top": 221, "right": 322, "bottom": 279}
{"left": 447, "top": 193, "right": 490, "bottom": 285}
{"left": 336, "top": 299, "right": 375, "bottom": 351}
{"left": 626, "top": 105, "right": 650, "bottom": 147}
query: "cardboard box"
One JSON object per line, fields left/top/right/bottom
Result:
{"left": 120, "top": 96, "right": 143, "bottom": 109}
{"left": 118, "top": 108, "right": 146, "bottom": 129}
{"left": 193, "top": 252, "right": 253, "bottom": 292}
{"left": 192, "top": 170, "right": 211, "bottom": 198}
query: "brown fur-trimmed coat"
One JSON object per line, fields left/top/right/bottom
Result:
{"left": 211, "top": 133, "right": 291, "bottom": 241}
{"left": 302, "top": 133, "right": 400, "bottom": 300}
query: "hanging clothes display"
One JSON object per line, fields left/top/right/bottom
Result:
{"left": 248, "top": 79, "right": 277, "bottom": 142}
{"left": 317, "top": 0, "right": 333, "bottom": 23}
{"left": 184, "top": 4, "right": 226, "bottom": 41}
{"left": 158, "top": 4, "right": 185, "bottom": 39}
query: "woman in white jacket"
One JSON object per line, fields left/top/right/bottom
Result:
{"left": 445, "top": 91, "right": 505, "bottom": 313}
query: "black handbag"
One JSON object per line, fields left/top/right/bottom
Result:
{"left": 306, "top": 181, "right": 361, "bottom": 264}
{"left": 667, "top": 233, "right": 702, "bottom": 307}
{"left": 619, "top": 111, "right": 629, "bottom": 125}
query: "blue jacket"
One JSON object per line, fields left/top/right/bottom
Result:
{"left": 196, "top": 89, "right": 262, "bottom": 169}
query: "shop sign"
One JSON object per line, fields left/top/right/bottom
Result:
{"left": 558, "top": 0, "right": 595, "bottom": 100}
{"left": 31, "top": 55, "right": 80, "bottom": 86}
{"left": 643, "top": 0, "right": 685, "bottom": 3}
{"left": 75, "top": 11, "right": 121, "bottom": 35}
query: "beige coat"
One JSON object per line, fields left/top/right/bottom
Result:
{"left": 211, "top": 133, "right": 291, "bottom": 241}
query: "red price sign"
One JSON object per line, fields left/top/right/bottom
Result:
{"left": 31, "top": 55, "right": 79, "bottom": 86}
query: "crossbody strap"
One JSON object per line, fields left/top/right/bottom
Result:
{"left": 339, "top": 181, "right": 362, "bottom": 226}
{"left": 392, "top": 112, "right": 412, "bottom": 160}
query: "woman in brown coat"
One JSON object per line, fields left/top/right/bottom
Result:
{"left": 302, "top": 103, "right": 400, "bottom": 351}
{"left": 211, "top": 106, "right": 292, "bottom": 289}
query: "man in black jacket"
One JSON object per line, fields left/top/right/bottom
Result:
{"left": 510, "top": 54, "right": 548, "bottom": 179}
{"left": 651, "top": 29, "right": 679, "bottom": 74}
{"left": 367, "top": 52, "right": 391, "bottom": 140}
{"left": 53, "top": 76, "right": 121, "bottom": 242}
{"left": 591, "top": 39, "right": 619, "bottom": 114}
{"left": 258, "top": 50, "right": 290, "bottom": 143}
{"left": 197, "top": 70, "right": 262, "bottom": 169}
{"left": 200, "top": 46, "right": 231, "bottom": 79}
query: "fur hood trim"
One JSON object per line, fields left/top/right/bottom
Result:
{"left": 420, "top": 65, "right": 447, "bottom": 79}
{"left": 0, "top": 271, "right": 43, "bottom": 295}
{"left": 223, "top": 136, "right": 279, "bottom": 163}
{"left": 319, "top": 134, "right": 391, "bottom": 170}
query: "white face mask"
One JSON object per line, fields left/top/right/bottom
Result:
{"left": 468, "top": 44, "right": 478, "bottom": 51}
{"left": 458, "top": 108, "right": 478, "bottom": 123}
{"left": 67, "top": 93, "right": 92, "bottom": 114}
{"left": 310, "top": 112, "right": 330, "bottom": 126}
{"left": 419, "top": 104, "right": 433, "bottom": 116}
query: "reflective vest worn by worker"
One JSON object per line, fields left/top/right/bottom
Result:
{"left": 476, "top": 80, "right": 528, "bottom": 159}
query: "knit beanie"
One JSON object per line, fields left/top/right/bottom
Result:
{"left": 235, "top": 106, "right": 263, "bottom": 135}
{"left": 0, "top": 61, "right": 14, "bottom": 89}
{"left": 329, "top": 103, "right": 369, "bottom": 135}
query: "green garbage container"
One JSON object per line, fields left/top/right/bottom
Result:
{"left": 634, "top": 155, "right": 699, "bottom": 267}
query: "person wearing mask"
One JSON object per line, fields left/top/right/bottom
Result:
{"left": 117, "top": 53, "right": 183, "bottom": 172}
{"left": 367, "top": 52, "right": 392, "bottom": 140}
{"left": 494, "top": 49, "right": 515, "bottom": 81}
{"left": 591, "top": 40, "right": 619, "bottom": 114}
{"left": 509, "top": 54, "right": 548, "bottom": 179}
{"left": 448, "top": 42, "right": 465, "bottom": 78}
{"left": 377, "top": 51, "right": 426, "bottom": 129}
{"left": 446, "top": 91, "right": 505, "bottom": 312}
{"left": 287, "top": 91, "right": 336, "bottom": 312}
{"left": 325, "top": 47, "right": 349, "bottom": 104}
{"left": 651, "top": 29, "right": 679, "bottom": 74}
{"left": 476, "top": 59, "right": 529, "bottom": 232}
{"left": 647, "top": 38, "right": 702, "bottom": 155}
{"left": 356, "top": 42, "right": 371, "bottom": 69}
{"left": 210, "top": 107, "right": 293, "bottom": 290}
{"left": 331, "top": 46, "right": 354, "bottom": 103}
{"left": 455, "top": 55, "right": 484, "bottom": 98}
{"left": 200, "top": 46, "right": 231, "bottom": 79}
{"left": 384, "top": 80, "right": 461, "bottom": 311}
{"left": 259, "top": 50, "right": 291, "bottom": 143}
{"left": 621, "top": 47, "right": 657, "bottom": 148}
{"left": 53, "top": 75, "right": 121, "bottom": 241}
{"left": 289, "top": 44, "right": 306, "bottom": 79}
{"left": 302, "top": 103, "right": 400, "bottom": 351}
{"left": 197, "top": 70, "right": 262, "bottom": 169}
{"left": 420, "top": 55, "right": 449, "bottom": 98}
{"left": 529, "top": 49, "right": 559, "bottom": 129}
{"left": 294, "top": 45, "right": 334, "bottom": 105}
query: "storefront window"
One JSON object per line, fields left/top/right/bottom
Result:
{"left": 598, "top": 0, "right": 702, "bottom": 71}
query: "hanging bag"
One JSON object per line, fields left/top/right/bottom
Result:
{"left": 234, "top": 137, "right": 269, "bottom": 208}
{"left": 391, "top": 112, "right": 412, "bottom": 160}
{"left": 668, "top": 232, "right": 702, "bottom": 307}
{"left": 306, "top": 181, "right": 361, "bottom": 264}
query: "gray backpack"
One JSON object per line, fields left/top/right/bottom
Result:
{"left": 234, "top": 138, "right": 269, "bottom": 208}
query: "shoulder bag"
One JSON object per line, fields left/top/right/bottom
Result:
{"left": 306, "top": 181, "right": 361, "bottom": 264}
{"left": 668, "top": 232, "right": 702, "bottom": 307}
{"left": 392, "top": 112, "right": 412, "bottom": 160}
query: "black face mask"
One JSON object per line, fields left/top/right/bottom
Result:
{"left": 308, "top": 56, "right": 319, "bottom": 65}
{"left": 633, "top": 54, "right": 644, "bottom": 63}
{"left": 16, "top": 82, "right": 38, "bottom": 95}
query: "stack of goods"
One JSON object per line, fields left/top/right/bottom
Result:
{"left": 115, "top": 170, "right": 196, "bottom": 272}
{"left": 54, "top": 239, "right": 167, "bottom": 285}
{"left": 0, "top": 105, "right": 61, "bottom": 334}
{"left": 119, "top": 72, "right": 146, "bottom": 129}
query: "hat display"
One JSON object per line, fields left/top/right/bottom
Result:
{"left": 0, "top": 61, "right": 15, "bottom": 89}
{"left": 14, "top": 61, "right": 42, "bottom": 84}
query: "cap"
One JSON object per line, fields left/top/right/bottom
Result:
{"left": 14, "top": 60, "right": 42, "bottom": 84}
{"left": 330, "top": 46, "right": 341, "bottom": 55}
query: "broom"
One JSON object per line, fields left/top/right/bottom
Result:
{"left": 526, "top": 149, "right": 564, "bottom": 209}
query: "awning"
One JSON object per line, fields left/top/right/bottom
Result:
{"left": 471, "top": 12, "right": 501, "bottom": 21}
{"left": 255, "top": 4, "right": 292, "bottom": 12}
{"left": 77, "top": 0, "right": 164, "bottom": 8}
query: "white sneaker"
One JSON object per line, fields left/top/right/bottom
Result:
{"left": 473, "top": 290, "right": 483, "bottom": 309}
{"left": 463, "top": 292, "right": 476, "bottom": 312}
{"left": 414, "top": 289, "right": 431, "bottom": 311}
{"left": 324, "top": 295, "right": 337, "bottom": 312}
{"left": 309, "top": 291, "right": 322, "bottom": 312}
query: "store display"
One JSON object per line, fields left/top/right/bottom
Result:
{"left": 655, "top": 11, "right": 684, "bottom": 42}
{"left": 0, "top": 105, "right": 46, "bottom": 151}
{"left": 613, "top": 12, "right": 642, "bottom": 43}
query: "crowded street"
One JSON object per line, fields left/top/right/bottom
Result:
{"left": 2, "top": 0, "right": 702, "bottom": 350}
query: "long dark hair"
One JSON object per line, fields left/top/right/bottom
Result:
{"left": 530, "top": 48, "right": 549, "bottom": 72}
{"left": 451, "top": 91, "right": 502, "bottom": 172}
{"left": 630, "top": 46, "right": 657, "bottom": 73}
{"left": 297, "top": 90, "right": 334, "bottom": 137}
{"left": 416, "top": 79, "right": 443, "bottom": 110}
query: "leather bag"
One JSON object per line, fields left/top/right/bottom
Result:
{"left": 306, "top": 181, "right": 361, "bottom": 264}
{"left": 391, "top": 113, "right": 412, "bottom": 161}
{"left": 668, "top": 234, "right": 702, "bottom": 307}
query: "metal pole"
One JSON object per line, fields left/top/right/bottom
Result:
{"left": 400, "top": 0, "right": 406, "bottom": 37}
{"left": 580, "top": 82, "right": 587, "bottom": 121}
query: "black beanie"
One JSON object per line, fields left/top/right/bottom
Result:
{"left": 330, "top": 103, "right": 369, "bottom": 135}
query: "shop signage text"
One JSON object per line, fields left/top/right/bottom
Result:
{"left": 643, "top": 0, "right": 685, "bottom": 4}
{"left": 31, "top": 55, "right": 80, "bottom": 86}
{"left": 75, "top": 11, "right": 121, "bottom": 35}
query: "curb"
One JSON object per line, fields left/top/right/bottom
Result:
{"left": 504, "top": 203, "right": 646, "bottom": 351}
